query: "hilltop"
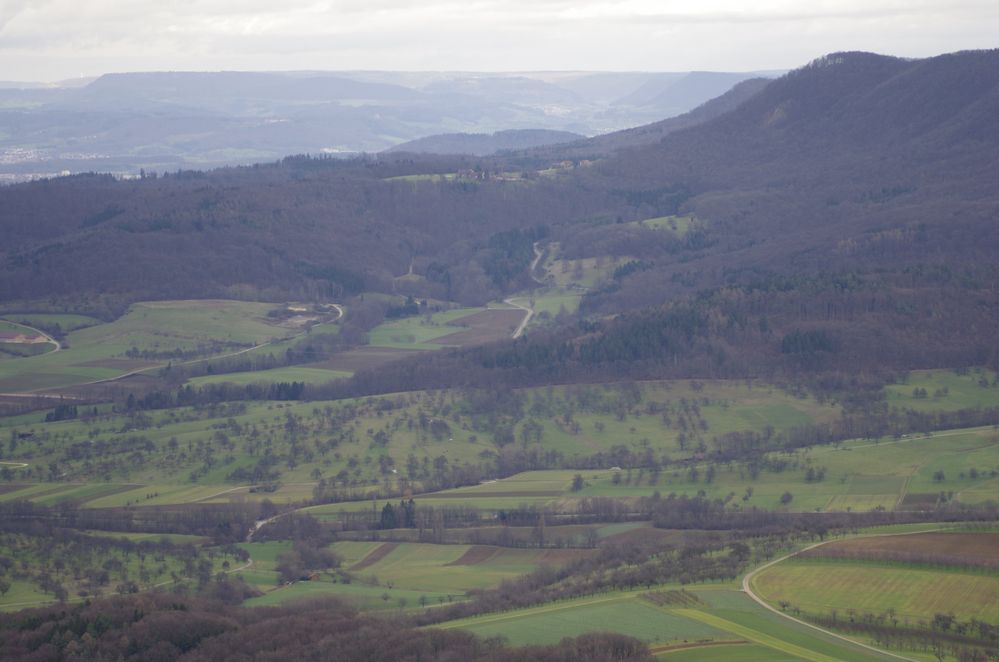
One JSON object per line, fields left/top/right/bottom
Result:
{"left": 387, "top": 129, "right": 586, "bottom": 156}
{"left": 0, "top": 70, "right": 768, "bottom": 179}
{"left": 0, "top": 50, "right": 997, "bottom": 387}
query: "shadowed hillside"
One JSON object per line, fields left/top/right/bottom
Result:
{"left": 387, "top": 129, "right": 586, "bottom": 156}
{"left": 1, "top": 50, "right": 997, "bottom": 388}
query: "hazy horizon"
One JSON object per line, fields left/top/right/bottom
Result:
{"left": 2, "top": 1, "right": 996, "bottom": 82}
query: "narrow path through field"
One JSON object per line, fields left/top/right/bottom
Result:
{"left": 433, "top": 594, "right": 636, "bottom": 630}
{"left": 740, "top": 529, "right": 951, "bottom": 662}
{"left": 504, "top": 297, "right": 534, "bottom": 339}
{"left": 648, "top": 640, "right": 748, "bottom": 655}
{"left": 246, "top": 513, "right": 285, "bottom": 542}
{"left": 895, "top": 472, "right": 914, "bottom": 509}
{"left": 832, "top": 426, "right": 991, "bottom": 453}
{"left": 529, "top": 241, "right": 546, "bottom": 285}
{"left": 194, "top": 485, "right": 250, "bottom": 502}
{"left": 495, "top": 242, "right": 547, "bottom": 340}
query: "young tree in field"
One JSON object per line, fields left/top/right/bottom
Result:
{"left": 571, "top": 474, "right": 585, "bottom": 491}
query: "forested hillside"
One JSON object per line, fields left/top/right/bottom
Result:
{"left": 387, "top": 129, "right": 586, "bottom": 156}
{"left": 1, "top": 50, "right": 997, "bottom": 388}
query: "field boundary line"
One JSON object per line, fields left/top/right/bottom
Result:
{"left": 432, "top": 593, "right": 636, "bottom": 630}
{"left": 896, "top": 472, "right": 914, "bottom": 510}
{"left": 832, "top": 426, "right": 994, "bottom": 453}
{"left": 0, "top": 319, "right": 61, "bottom": 353}
{"left": 0, "top": 303, "right": 344, "bottom": 396}
{"left": 647, "top": 639, "right": 748, "bottom": 654}
{"left": 741, "top": 530, "right": 951, "bottom": 662}
{"left": 193, "top": 485, "right": 251, "bottom": 502}
{"left": 672, "top": 608, "right": 843, "bottom": 662}
{"left": 504, "top": 297, "right": 534, "bottom": 339}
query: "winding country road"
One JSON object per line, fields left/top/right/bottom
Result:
{"left": 499, "top": 242, "right": 548, "bottom": 339}
{"left": 529, "top": 241, "right": 546, "bottom": 285}
{"left": 0, "top": 320, "right": 62, "bottom": 353}
{"left": 740, "top": 530, "right": 949, "bottom": 662}
{"left": 504, "top": 298, "right": 534, "bottom": 339}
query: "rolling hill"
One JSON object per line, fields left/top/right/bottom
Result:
{"left": 0, "top": 50, "right": 996, "bottom": 388}
{"left": 0, "top": 70, "right": 769, "bottom": 179}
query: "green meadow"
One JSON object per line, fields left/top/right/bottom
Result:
{"left": 1, "top": 373, "right": 997, "bottom": 513}
{"left": 753, "top": 559, "right": 999, "bottom": 624}
{"left": 307, "top": 424, "right": 999, "bottom": 518}
{"left": 0, "top": 313, "right": 102, "bottom": 333}
{"left": 631, "top": 214, "right": 697, "bottom": 235}
{"left": 0, "top": 300, "right": 302, "bottom": 392}
{"left": 0, "top": 379, "right": 833, "bottom": 488}
{"left": 366, "top": 306, "right": 486, "bottom": 349}
{"left": 187, "top": 365, "right": 351, "bottom": 387}
{"left": 235, "top": 539, "right": 547, "bottom": 610}
{"left": 886, "top": 368, "right": 999, "bottom": 412}
{"left": 340, "top": 541, "right": 585, "bottom": 594}
{"left": 435, "top": 586, "right": 892, "bottom": 660}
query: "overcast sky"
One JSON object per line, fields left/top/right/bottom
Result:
{"left": 1, "top": 0, "right": 996, "bottom": 82}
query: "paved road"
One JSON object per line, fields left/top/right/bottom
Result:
{"left": 741, "top": 530, "right": 949, "bottom": 662}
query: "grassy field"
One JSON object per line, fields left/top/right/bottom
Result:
{"left": 0, "top": 313, "right": 102, "bottom": 332}
{"left": 307, "top": 425, "right": 999, "bottom": 518}
{"left": 631, "top": 215, "right": 697, "bottom": 235}
{"left": 0, "top": 320, "right": 57, "bottom": 360}
{"left": 435, "top": 586, "right": 892, "bottom": 660}
{"left": 574, "top": 424, "right": 999, "bottom": 511}
{"left": 886, "top": 368, "right": 999, "bottom": 412}
{"left": 754, "top": 561, "right": 999, "bottom": 623}
{"left": 0, "top": 300, "right": 305, "bottom": 393}
{"left": 752, "top": 531, "right": 999, "bottom": 625}
{"left": 233, "top": 539, "right": 563, "bottom": 610}
{"left": 530, "top": 291, "right": 582, "bottom": 317}
{"left": 1, "top": 370, "right": 996, "bottom": 512}
{"left": 243, "top": 578, "right": 451, "bottom": 610}
{"left": 661, "top": 643, "right": 801, "bottom": 661}
{"left": 0, "top": 378, "right": 832, "bottom": 488}
{"left": 338, "top": 541, "right": 589, "bottom": 594}
{"left": 187, "top": 365, "right": 351, "bottom": 387}
{"left": 799, "top": 531, "right": 999, "bottom": 567}
{"left": 449, "top": 596, "right": 725, "bottom": 646}
{"left": 366, "top": 306, "right": 501, "bottom": 350}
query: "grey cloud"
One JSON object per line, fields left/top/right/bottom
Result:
{"left": 0, "top": 0, "right": 51, "bottom": 32}
{"left": 1, "top": 0, "right": 996, "bottom": 80}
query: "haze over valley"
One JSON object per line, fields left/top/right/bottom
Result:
{"left": 0, "top": 69, "right": 775, "bottom": 180}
